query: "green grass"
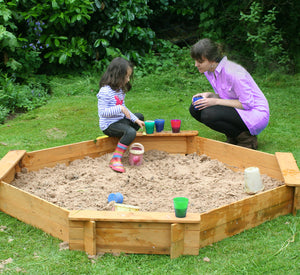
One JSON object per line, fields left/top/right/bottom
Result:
{"left": 0, "top": 60, "right": 299, "bottom": 273}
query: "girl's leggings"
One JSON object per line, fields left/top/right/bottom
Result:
{"left": 189, "top": 104, "right": 248, "bottom": 138}
{"left": 103, "top": 113, "right": 144, "bottom": 146}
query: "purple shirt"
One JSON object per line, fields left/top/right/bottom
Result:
{"left": 204, "top": 56, "right": 269, "bottom": 135}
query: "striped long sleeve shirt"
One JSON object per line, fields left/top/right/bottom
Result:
{"left": 97, "top": 85, "right": 138, "bottom": 131}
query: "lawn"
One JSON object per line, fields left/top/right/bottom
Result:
{"left": 0, "top": 59, "right": 299, "bottom": 274}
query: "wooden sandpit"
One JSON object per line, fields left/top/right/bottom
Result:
{"left": 0, "top": 131, "right": 299, "bottom": 259}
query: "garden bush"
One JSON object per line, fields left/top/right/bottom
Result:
{"left": 0, "top": 0, "right": 299, "bottom": 123}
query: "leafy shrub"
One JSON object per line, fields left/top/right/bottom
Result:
{"left": 0, "top": 74, "right": 50, "bottom": 123}
{"left": 240, "top": 1, "right": 290, "bottom": 73}
{"left": 1, "top": 0, "right": 299, "bottom": 79}
{"left": 0, "top": 105, "right": 10, "bottom": 124}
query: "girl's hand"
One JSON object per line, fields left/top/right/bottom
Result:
{"left": 135, "top": 119, "right": 145, "bottom": 129}
{"left": 121, "top": 106, "right": 131, "bottom": 119}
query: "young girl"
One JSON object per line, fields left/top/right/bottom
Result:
{"left": 97, "top": 57, "right": 145, "bottom": 173}
{"left": 189, "top": 39, "right": 269, "bottom": 149}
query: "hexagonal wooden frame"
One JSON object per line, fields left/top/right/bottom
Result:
{"left": 0, "top": 131, "right": 299, "bottom": 259}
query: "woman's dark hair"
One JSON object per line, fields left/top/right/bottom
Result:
{"left": 191, "top": 38, "right": 222, "bottom": 62}
{"left": 100, "top": 57, "right": 133, "bottom": 92}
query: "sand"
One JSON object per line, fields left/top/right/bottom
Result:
{"left": 11, "top": 150, "right": 283, "bottom": 213}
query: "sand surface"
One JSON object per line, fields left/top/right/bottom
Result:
{"left": 11, "top": 150, "right": 283, "bottom": 213}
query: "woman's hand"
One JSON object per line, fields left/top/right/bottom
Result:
{"left": 193, "top": 92, "right": 219, "bottom": 110}
{"left": 135, "top": 119, "right": 145, "bottom": 129}
{"left": 194, "top": 97, "right": 218, "bottom": 110}
{"left": 121, "top": 106, "right": 131, "bottom": 119}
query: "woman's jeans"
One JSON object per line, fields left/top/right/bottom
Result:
{"left": 189, "top": 104, "right": 248, "bottom": 138}
{"left": 103, "top": 113, "right": 144, "bottom": 146}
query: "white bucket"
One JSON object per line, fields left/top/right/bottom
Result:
{"left": 129, "top": 143, "right": 144, "bottom": 166}
{"left": 244, "top": 167, "right": 264, "bottom": 194}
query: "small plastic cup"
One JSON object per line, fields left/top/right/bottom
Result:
{"left": 171, "top": 119, "right": 181, "bottom": 133}
{"left": 108, "top": 192, "right": 124, "bottom": 203}
{"left": 173, "top": 197, "right": 189, "bottom": 218}
{"left": 193, "top": 96, "right": 203, "bottom": 110}
{"left": 155, "top": 119, "right": 165, "bottom": 132}
{"left": 145, "top": 120, "right": 155, "bottom": 134}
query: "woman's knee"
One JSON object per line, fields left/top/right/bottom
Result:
{"left": 189, "top": 104, "right": 204, "bottom": 122}
{"left": 200, "top": 108, "right": 215, "bottom": 124}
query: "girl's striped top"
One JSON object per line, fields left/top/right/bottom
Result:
{"left": 97, "top": 85, "right": 138, "bottom": 131}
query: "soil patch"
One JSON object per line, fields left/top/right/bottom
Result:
{"left": 11, "top": 150, "right": 284, "bottom": 213}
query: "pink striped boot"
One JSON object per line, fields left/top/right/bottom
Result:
{"left": 109, "top": 142, "right": 128, "bottom": 173}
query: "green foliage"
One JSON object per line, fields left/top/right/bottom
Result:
{"left": 91, "top": 0, "right": 155, "bottom": 69}
{"left": 21, "top": 0, "right": 94, "bottom": 68}
{"left": 240, "top": 1, "right": 290, "bottom": 73}
{"left": 0, "top": 0, "right": 299, "bottom": 80}
{"left": 0, "top": 73, "right": 50, "bottom": 123}
{"left": 195, "top": 0, "right": 298, "bottom": 73}
{"left": 0, "top": 2, "right": 19, "bottom": 71}
{"left": 0, "top": 105, "right": 10, "bottom": 124}
{"left": 135, "top": 40, "right": 188, "bottom": 76}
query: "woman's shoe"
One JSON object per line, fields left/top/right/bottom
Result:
{"left": 236, "top": 131, "right": 258, "bottom": 149}
{"left": 225, "top": 135, "right": 237, "bottom": 145}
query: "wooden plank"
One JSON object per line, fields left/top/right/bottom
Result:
{"left": 275, "top": 152, "right": 300, "bottom": 186}
{"left": 20, "top": 131, "right": 198, "bottom": 171}
{"left": 170, "top": 223, "right": 184, "bottom": 259}
{"left": 134, "top": 136, "right": 188, "bottom": 154}
{"left": 183, "top": 229, "right": 200, "bottom": 255}
{"left": 0, "top": 181, "right": 70, "bottom": 241}
{"left": 97, "top": 221, "right": 200, "bottom": 256}
{"left": 171, "top": 223, "right": 184, "bottom": 242}
{"left": 134, "top": 131, "right": 198, "bottom": 154}
{"left": 69, "top": 241, "right": 84, "bottom": 251}
{"left": 21, "top": 138, "right": 118, "bottom": 172}
{"left": 200, "top": 185, "right": 293, "bottom": 230}
{"left": 200, "top": 198, "right": 292, "bottom": 247}
{"left": 69, "top": 227, "right": 84, "bottom": 240}
{"left": 68, "top": 223, "right": 84, "bottom": 251}
{"left": 84, "top": 221, "right": 96, "bottom": 255}
{"left": 95, "top": 225, "right": 171, "bottom": 254}
{"left": 0, "top": 150, "right": 26, "bottom": 182}
{"left": 95, "top": 221, "right": 175, "bottom": 230}
{"left": 186, "top": 136, "right": 197, "bottom": 154}
{"left": 293, "top": 187, "right": 300, "bottom": 215}
{"left": 199, "top": 186, "right": 293, "bottom": 246}
{"left": 195, "top": 137, "right": 284, "bottom": 180}
{"left": 68, "top": 219, "right": 200, "bottom": 256}
{"left": 69, "top": 210, "right": 200, "bottom": 223}
{"left": 96, "top": 244, "right": 169, "bottom": 255}
{"left": 136, "top": 131, "right": 198, "bottom": 137}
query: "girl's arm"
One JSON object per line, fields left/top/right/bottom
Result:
{"left": 120, "top": 105, "right": 131, "bottom": 119}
